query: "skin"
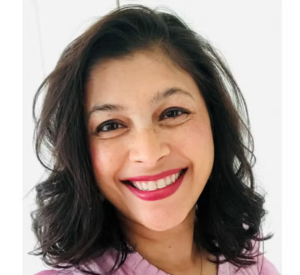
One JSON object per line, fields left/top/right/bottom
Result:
{"left": 85, "top": 50, "right": 217, "bottom": 275}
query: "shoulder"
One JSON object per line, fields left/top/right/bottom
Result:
{"left": 35, "top": 271, "right": 72, "bottom": 275}
{"left": 34, "top": 268, "right": 81, "bottom": 275}
{"left": 218, "top": 255, "right": 280, "bottom": 275}
{"left": 35, "top": 249, "right": 168, "bottom": 275}
{"left": 259, "top": 257, "right": 281, "bottom": 275}
{"left": 34, "top": 250, "right": 117, "bottom": 275}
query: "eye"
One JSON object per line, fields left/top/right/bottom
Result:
{"left": 160, "top": 107, "right": 190, "bottom": 120}
{"left": 96, "top": 120, "right": 126, "bottom": 133}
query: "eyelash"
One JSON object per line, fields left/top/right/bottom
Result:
{"left": 95, "top": 107, "right": 190, "bottom": 133}
{"left": 96, "top": 120, "right": 124, "bottom": 133}
{"left": 159, "top": 107, "right": 189, "bottom": 120}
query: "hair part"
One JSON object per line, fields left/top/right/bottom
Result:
{"left": 31, "top": 4, "right": 272, "bottom": 274}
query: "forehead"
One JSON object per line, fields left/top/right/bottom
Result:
{"left": 85, "top": 51, "right": 200, "bottom": 108}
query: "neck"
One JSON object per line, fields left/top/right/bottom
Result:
{"left": 119, "top": 207, "right": 205, "bottom": 275}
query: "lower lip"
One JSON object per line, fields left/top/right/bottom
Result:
{"left": 124, "top": 170, "right": 186, "bottom": 201}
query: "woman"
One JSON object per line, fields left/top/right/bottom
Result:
{"left": 32, "top": 5, "right": 280, "bottom": 275}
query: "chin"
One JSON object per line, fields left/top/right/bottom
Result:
{"left": 139, "top": 209, "right": 190, "bottom": 232}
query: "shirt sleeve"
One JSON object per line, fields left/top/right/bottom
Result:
{"left": 35, "top": 270, "right": 73, "bottom": 275}
{"left": 261, "top": 256, "right": 281, "bottom": 275}
{"left": 35, "top": 271, "right": 59, "bottom": 275}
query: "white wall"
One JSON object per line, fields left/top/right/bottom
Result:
{"left": 24, "top": 0, "right": 281, "bottom": 274}
{"left": 24, "top": 1, "right": 117, "bottom": 274}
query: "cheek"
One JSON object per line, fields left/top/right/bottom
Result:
{"left": 190, "top": 122, "right": 214, "bottom": 150}
{"left": 181, "top": 117, "right": 215, "bottom": 174}
{"left": 174, "top": 116, "right": 214, "bottom": 154}
{"left": 89, "top": 143, "right": 119, "bottom": 181}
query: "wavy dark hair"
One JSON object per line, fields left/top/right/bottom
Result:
{"left": 31, "top": 4, "right": 272, "bottom": 275}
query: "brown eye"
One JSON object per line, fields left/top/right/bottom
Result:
{"left": 96, "top": 120, "right": 126, "bottom": 133}
{"left": 160, "top": 107, "right": 190, "bottom": 120}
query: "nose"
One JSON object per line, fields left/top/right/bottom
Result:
{"left": 128, "top": 127, "right": 170, "bottom": 167}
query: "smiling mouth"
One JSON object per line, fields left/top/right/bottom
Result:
{"left": 121, "top": 168, "right": 187, "bottom": 191}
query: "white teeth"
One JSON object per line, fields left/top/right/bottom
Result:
{"left": 130, "top": 169, "right": 185, "bottom": 191}
{"left": 148, "top": 181, "right": 157, "bottom": 191}
{"left": 142, "top": 182, "right": 148, "bottom": 191}
{"left": 136, "top": 182, "right": 142, "bottom": 190}
{"left": 157, "top": 178, "right": 166, "bottom": 189}
{"left": 166, "top": 176, "right": 172, "bottom": 186}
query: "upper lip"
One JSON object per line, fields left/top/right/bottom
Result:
{"left": 121, "top": 168, "right": 184, "bottom": 182}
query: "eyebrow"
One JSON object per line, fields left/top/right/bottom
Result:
{"left": 86, "top": 87, "right": 195, "bottom": 121}
{"left": 151, "top": 87, "right": 195, "bottom": 105}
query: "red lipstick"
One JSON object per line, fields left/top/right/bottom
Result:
{"left": 124, "top": 169, "right": 186, "bottom": 201}
{"left": 122, "top": 168, "right": 182, "bottom": 182}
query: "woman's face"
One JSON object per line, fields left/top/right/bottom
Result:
{"left": 85, "top": 50, "right": 214, "bottom": 231}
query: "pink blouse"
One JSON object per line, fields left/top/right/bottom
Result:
{"left": 35, "top": 249, "right": 280, "bottom": 275}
